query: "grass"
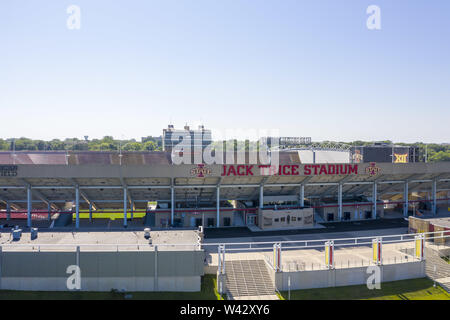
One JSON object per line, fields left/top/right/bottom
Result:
{"left": 0, "top": 275, "right": 224, "bottom": 300}
{"left": 278, "top": 278, "right": 450, "bottom": 300}
{"left": 3, "top": 277, "right": 447, "bottom": 300}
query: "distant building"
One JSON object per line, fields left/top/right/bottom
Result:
{"left": 162, "top": 124, "right": 212, "bottom": 152}
{"left": 350, "top": 143, "right": 420, "bottom": 163}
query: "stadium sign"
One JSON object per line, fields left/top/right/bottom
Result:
{"left": 221, "top": 164, "right": 360, "bottom": 176}
{"left": 0, "top": 165, "right": 18, "bottom": 177}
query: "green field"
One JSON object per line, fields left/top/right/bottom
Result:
{"left": 0, "top": 275, "right": 224, "bottom": 300}
{"left": 1, "top": 277, "right": 448, "bottom": 300}
{"left": 278, "top": 278, "right": 450, "bottom": 300}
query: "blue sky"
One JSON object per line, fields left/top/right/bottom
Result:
{"left": 0, "top": 0, "right": 449, "bottom": 143}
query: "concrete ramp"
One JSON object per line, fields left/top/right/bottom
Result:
{"left": 143, "top": 212, "right": 155, "bottom": 226}
{"left": 225, "top": 260, "right": 277, "bottom": 299}
{"left": 425, "top": 247, "right": 450, "bottom": 293}
{"left": 435, "top": 277, "right": 450, "bottom": 293}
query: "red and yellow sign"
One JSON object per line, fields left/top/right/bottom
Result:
{"left": 221, "top": 164, "right": 360, "bottom": 176}
{"left": 365, "top": 162, "right": 381, "bottom": 176}
{"left": 190, "top": 164, "right": 212, "bottom": 177}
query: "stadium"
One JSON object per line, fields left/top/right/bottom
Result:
{"left": 0, "top": 149, "right": 449, "bottom": 230}
{"left": 0, "top": 130, "right": 450, "bottom": 300}
{"left": 2, "top": 0, "right": 450, "bottom": 307}
{"left": 1, "top": 129, "right": 450, "bottom": 299}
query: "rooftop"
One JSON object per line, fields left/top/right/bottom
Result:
{"left": 0, "top": 229, "right": 200, "bottom": 251}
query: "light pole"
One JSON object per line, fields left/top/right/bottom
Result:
{"left": 434, "top": 265, "right": 437, "bottom": 287}
{"left": 119, "top": 139, "right": 135, "bottom": 166}
{"left": 9, "top": 138, "right": 16, "bottom": 164}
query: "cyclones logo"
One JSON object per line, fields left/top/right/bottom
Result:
{"left": 190, "top": 164, "right": 211, "bottom": 177}
{"left": 365, "top": 162, "right": 381, "bottom": 176}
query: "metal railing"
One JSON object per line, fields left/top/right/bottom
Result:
{"left": 0, "top": 230, "right": 448, "bottom": 253}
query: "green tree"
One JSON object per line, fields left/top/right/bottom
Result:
{"left": 429, "top": 151, "right": 450, "bottom": 162}
{"left": 142, "top": 141, "right": 157, "bottom": 151}
{"left": 123, "top": 142, "right": 142, "bottom": 151}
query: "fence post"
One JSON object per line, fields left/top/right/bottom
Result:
{"left": 372, "top": 238, "right": 382, "bottom": 265}
{"left": 0, "top": 246, "right": 2, "bottom": 290}
{"left": 288, "top": 276, "right": 291, "bottom": 300}
{"left": 217, "top": 244, "right": 226, "bottom": 295}
{"left": 325, "top": 240, "right": 334, "bottom": 269}
{"left": 273, "top": 243, "right": 282, "bottom": 272}
{"left": 154, "top": 245, "right": 158, "bottom": 291}
{"left": 76, "top": 246, "right": 80, "bottom": 267}
{"left": 414, "top": 234, "right": 425, "bottom": 261}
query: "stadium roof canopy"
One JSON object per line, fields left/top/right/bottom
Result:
{"left": 0, "top": 151, "right": 449, "bottom": 210}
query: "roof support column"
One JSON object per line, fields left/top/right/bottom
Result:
{"left": 338, "top": 183, "right": 343, "bottom": 221}
{"left": 75, "top": 185, "right": 80, "bottom": 229}
{"left": 432, "top": 179, "right": 437, "bottom": 216}
{"left": 6, "top": 202, "right": 10, "bottom": 221}
{"left": 403, "top": 181, "right": 409, "bottom": 217}
{"left": 372, "top": 182, "right": 377, "bottom": 219}
{"left": 131, "top": 201, "right": 134, "bottom": 220}
{"left": 89, "top": 202, "right": 93, "bottom": 223}
{"left": 47, "top": 202, "right": 52, "bottom": 221}
{"left": 299, "top": 184, "right": 305, "bottom": 207}
{"left": 123, "top": 187, "right": 128, "bottom": 228}
{"left": 259, "top": 185, "right": 264, "bottom": 209}
{"left": 216, "top": 186, "right": 220, "bottom": 228}
{"left": 171, "top": 186, "right": 174, "bottom": 227}
{"left": 27, "top": 184, "right": 32, "bottom": 228}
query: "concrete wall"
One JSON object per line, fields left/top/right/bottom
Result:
{"left": 12, "top": 162, "right": 450, "bottom": 179}
{"left": 319, "top": 203, "right": 383, "bottom": 222}
{"left": 0, "top": 250, "right": 205, "bottom": 292}
{"left": 151, "top": 211, "right": 233, "bottom": 228}
{"left": 273, "top": 261, "right": 425, "bottom": 291}
{"left": 0, "top": 276, "right": 201, "bottom": 292}
{"left": 409, "top": 216, "right": 430, "bottom": 234}
{"left": 296, "top": 150, "right": 350, "bottom": 164}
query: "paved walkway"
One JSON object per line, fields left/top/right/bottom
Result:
{"left": 234, "top": 295, "right": 279, "bottom": 300}
{"left": 435, "top": 277, "right": 450, "bottom": 293}
{"left": 208, "top": 240, "right": 420, "bottom": 271}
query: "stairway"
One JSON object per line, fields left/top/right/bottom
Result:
{"left": 424, "top": 247, "right": 450, "bottom": 293}
{"left": 314, "top": 213, "right": 325, "bottom": 223}
{"left": 224, "top": 260, "right": 276, "bottom": 299}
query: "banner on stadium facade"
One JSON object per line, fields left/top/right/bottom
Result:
{"left": 273, "top": 243, "right": 282, "bottom": 272}
{"left": 372, "top": 238, "right": 382, "bottom": 265}
{"left": 415, "top": 234, "right": 425, "bottom": 260}
{"left": 325, "top": 240, "right": 334, "bottom": 269}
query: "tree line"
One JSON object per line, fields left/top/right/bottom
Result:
{"left": 0, "top": 137, "right": 448, "bottom": 161}
{"left": 0, "top": 136, "right": 162, "bottom": 152}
